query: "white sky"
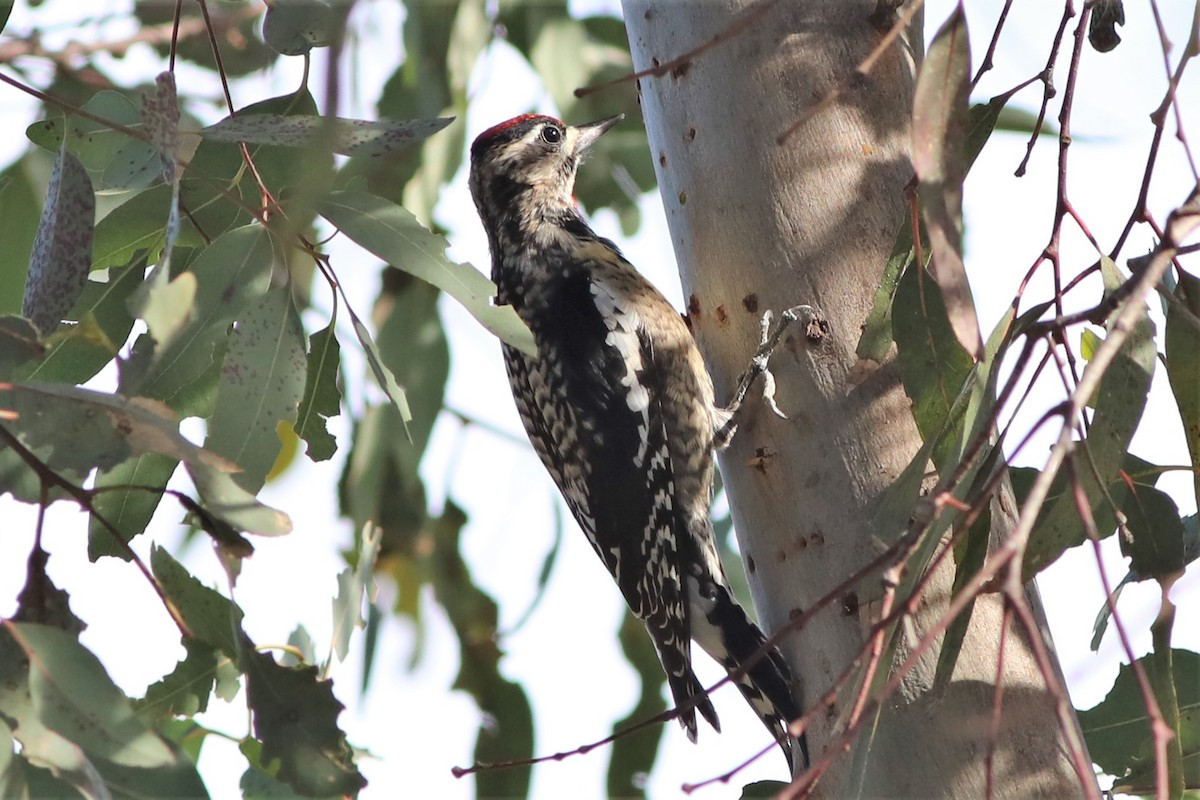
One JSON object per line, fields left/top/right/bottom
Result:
{"left": 1, "top": 1, "right": 1199, "bottom": 799}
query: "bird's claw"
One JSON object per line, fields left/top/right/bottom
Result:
{"left": 760, "top": 368, "right": 787, "bottom": 420}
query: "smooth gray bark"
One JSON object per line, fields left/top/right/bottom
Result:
{"left": 622, "top": 2, "right": 1084, "bottom": 796}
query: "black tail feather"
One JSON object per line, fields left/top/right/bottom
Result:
{"left": 647, "top": 625, "right": 721, "bottom": 741}
{"left": 700, "top": 585, "right": 807, "bottom": 772}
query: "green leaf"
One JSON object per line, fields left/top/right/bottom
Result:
{"left": 89, "top": 452, "right": 180, "bottom": 561}
{"left": 892, "top": 254, "right": 975, "bottom": 471}
{"left": 430, "top": 503, "right": 533, "bottom": 799}
{"left": 1022, "top": 258, "right": 1156, "bottom": 579}
{"left": 181, "top": 90, "right": 326, "bottom": 237}
{"left": 5, "top": 622, "right": 174, "bottom": 768}
{"left": 607, "top": 612, "right": 666, "bottom": 799}
{"left": 294, "top": 324, "right": 341, "bottom": 462}
{"left": 137, "top": 639, "right": 219, "bottom": 723}
{"left": 91, "top": 184, "right": 200, "bottom": 272}
{"left": 26, "top": 90, "right": 159, "bottom": 192}
{"left": 1089, "top": 0, "right": 1126, "bottom": 52}
{"left": 329, "top": 524, "right": 382, "bottom": 663}
{"left": 374, "top": 270, "right": 449, "bottom": 454}
{"left": 122, "top": 225, "right": 278, "bottom": 409}
{"left": 203, "top": 115, "right": 453, "bottom": 159}
{"left": 349, "top": 307, "right": 411, "bottom": 424}
{"left": 338, "top": 403, "right": 426, "bottom": 559}
{"left": 0, "top": 151, "right": 52, "bottom": 316}
{"left": 19, "top": 263, "right": 141, "bottom": 386}
{"left": 965, "top": 96, "right": 1007, "bottom": 170}
{"left": 284, "top": 625, "right": 318, "bottom": 667}
{"left": 0, "top": 383, "right": 291, "bottom": 535}
{"left": 933, "top": 472, "right": 994, "bottom": 690}
{"left": 242, "top": 649, "right": 365, "bottom": 797}
{"left": 857, "top": 218, "right": 913, "bottom": 362}
{"left": 205, "top": 286, "right": 307, "bottom": 494}
{"left": 319, "top": 190, "right": 535, "bottom": 355}
{"left": 1078, "top": 648, "right": 1200, "bottom": 793}
{"left": 11, "top": 544, "right": 86, "bottom": 635}
{"left": 1080, "top": 326, "right": 1101, "bottom": 362}
{"left": 0, "top": 316, "right": 44, "bottom": 379}
{"left": 240, "top": 762, "right": 329, "bottom": 799}
{"left": 92, "top": 742, "right": 211, "bottom": 800}
{"left": 0, "top": 730, "right": 27, "bottom": 800}
{"left": 1119, "top": 483, "right": 1187, "bottom": 580}
{"left": 261, "top": 0, "right": 335, "bottom": 55}
{"left": 912, "top": 3, "right": 982, "bottom": 360}
{"left": 22, "top": 146, "right": 95, "bottom": 336}
{"left": 740, "top": 781, "right": 790, "bottom": 799}
{"left": 150, "top": 545, "right": 245, "bottom": 659}
{"left": 1165, "top": 267, "right": 1200, "bottom": 527}
{"left": 140, "top": 270, "right": 197, "bottom": 357}
{"left": 0, "top": 624, "right": 104, "bottom": 798}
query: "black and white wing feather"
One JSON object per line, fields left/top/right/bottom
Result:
{"left": 500, "top": 265, "right": 718, "bottom": 738}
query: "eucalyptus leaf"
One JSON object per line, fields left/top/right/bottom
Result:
{"left": 912, "top": 3, "right": 983, "bottom": 360}
{"left": 205, "top": 286, "right": 307, "bottom": 494}
{"left": 6, "top": 623, "right": 174, "bottom": 769}
{"left": 320, "top": 190, "right": 534, "bottom": 355}
{"left": 203, "top": 115, "right": 452, "bottom": 159}
{"left": 294, "top": 324, "right": 341, "bottom": 462}
{"left": 0, "top": 383, "right": 291, "bottom": 535}
{"left": 262, "top": 0, "right": 335, "bottom": 55}
{"left": 242, "top": 650, "right": 365, "bottom": 797}
{"left": 329, "top": 524, "right": 382, "bottom": 663}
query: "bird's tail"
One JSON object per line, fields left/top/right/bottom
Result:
{"left": 692, "top": 584, "right": 809, "bottom": 773}
{"left": 649, "top": 633, "right": 721, "bottom": 742}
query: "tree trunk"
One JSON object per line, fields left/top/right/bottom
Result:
{"left": 622, "top": 2, "right": 1086, "bottom": 796}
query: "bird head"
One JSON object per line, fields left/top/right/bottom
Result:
{"left": 468, "top": 113, "right": 623, "bottom": 245}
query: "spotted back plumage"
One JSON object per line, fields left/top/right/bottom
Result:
{"left": 470, "top": 113, "right": 805, "bottom": 771}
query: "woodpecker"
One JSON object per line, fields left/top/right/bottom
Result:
{"left": 469, "top": 113, "right": 807, "bottom": 771}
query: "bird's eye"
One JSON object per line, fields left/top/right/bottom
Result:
{"left": 541, "top": 125, "right": 563, "bottom": 145}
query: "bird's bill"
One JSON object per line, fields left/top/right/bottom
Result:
{"left": 573, "top": 114, "right": 624, "bottom": 154}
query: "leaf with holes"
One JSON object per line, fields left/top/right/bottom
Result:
{"left": 912, "top": 3, "right": 983, "bottom": 360}
{"left": 22, "top": 146, "right": 95, "bottom": 336}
